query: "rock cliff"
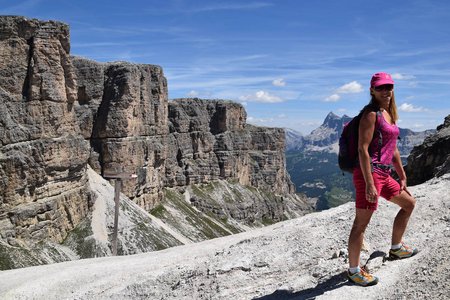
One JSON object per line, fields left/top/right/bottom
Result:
{"left": 405, "top": 114, "right": 450, "bottom": 185}
{"left": 167, "top": 98, "right": 295, "bottom": 194}
{"left": 72, "top": 57, "right": 169, "bottom": 210}
{"left": 0, "top": 16, "right": 311, "bottom": 265}
{"left": 71, "top": 58, "right": 305, "bottom": 216}
{"left": 0, "top": 16, "right": 91, "bottom": 245}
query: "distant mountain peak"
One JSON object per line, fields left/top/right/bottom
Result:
{"left": 324, "top": 112, "right": 340, "bottom": 122}
{"left": 321, "top": 112, "right": 343, "bottom": 130}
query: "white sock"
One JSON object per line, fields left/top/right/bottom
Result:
{"left": 349, "top": 266, "right": 360, "bottom": 274}
{"left": 391, "top": 243, "right": 402, "bottom": 250}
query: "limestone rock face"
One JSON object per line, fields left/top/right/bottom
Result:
{"left": 0, "top": 16, "right": 90, "bottom": 243}
{"left": 1, "top": 16, "right": 310, "bottom": 255}
{"left": 70, "top": 56, "right": 169, "bottom": 210}
{"left": 71, "top": 57, "right": 105, "bottom": 140}
{"left": 406, "top": 114, "right": 450, "bottom": 185}
{"left": 166, "top": 98, "right": 295, "bottom": 195}
{"left": 90, "top": 62, "right": 168, "bottom": 210}
{"left": 71, "top": 57, "right": 302, "bottom": 218}
{"left": 166, "top": 99, "right": 246, "bottom": 187}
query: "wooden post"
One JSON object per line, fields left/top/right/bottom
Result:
{"left": 103, "top": 169, "right": 137, "bottom": 256}
{"left": 112, "top": 179, "right": 122, "bottom": 256}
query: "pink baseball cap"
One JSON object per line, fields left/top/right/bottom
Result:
{"left": 370, "top": 72, "right": 394, "bottom": 87}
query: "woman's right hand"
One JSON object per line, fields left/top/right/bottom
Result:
{"left": 365, "top": 184, "right": 378, "bottom": 203}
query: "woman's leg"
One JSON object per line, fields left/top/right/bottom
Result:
{"left": 389, "top": 190, "right": 416, "bottom": 245}
{"left": 348, "top": 208, "right": 374, "bottom": 268}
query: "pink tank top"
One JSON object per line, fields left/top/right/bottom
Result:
{"left": 369, "top": 113, "right": 399, "bottom": 169}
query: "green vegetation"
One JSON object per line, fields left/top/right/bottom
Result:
{"left": 0, "top": 240, "right": 72, "bottom": 271}
{"left": 0, "top": 243, "right": 15, "bottom": 270}
{"left": 62, "top": 220, "right": 96, "bottom": 258}
{"left": 286, "top": 150, "right": 354, "bottom": 210}
{"left": 325, "top": 186, "right": 354, "bottom": 208}
{"left": 262, "top": 216, "right": 276, "bottom": 226}
{"left": 129, "top": 221, "right": 182, "bottom": 251}
{"left": 159, "top": 186, "right": 252, "bottom": 240}
{"left": 229, "top": 185, "right": 244, "bottom": 201}
{"left": 150, "top": 204, "right": 167, "bottom": 218}
{"left": 191, "top": 184, "right": 221, "bottom": 207}
{"left": 170, "top": 188, "right": 231, "bottom": 239}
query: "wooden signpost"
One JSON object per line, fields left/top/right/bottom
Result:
{"left": 102, "top": 169, "right": 137, "bottom": 256}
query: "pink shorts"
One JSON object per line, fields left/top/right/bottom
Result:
{"left": 353, "top": 168, "right": 401, "bottom": 210}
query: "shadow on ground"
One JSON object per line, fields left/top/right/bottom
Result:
{"left": 254, "top": 250, "right": 387, "bottom": 300}
{"left": 253, "top": 271, "right": 350, "bottom": 300}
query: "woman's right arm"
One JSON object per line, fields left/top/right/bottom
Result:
{"left": 358, "top": 111, "right": 377, "bottom": 203}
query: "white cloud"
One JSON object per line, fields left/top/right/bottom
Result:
{"left": 247, "top": 116, "right": 275, "bottom": 124}
{"left": 336, "top": 81, "right": 363, "bottom": 94}
{"left": 391, "top": 73, "right": 416, "bottom": 80}
{"left": 187, "top": 90, "right": 199, "bottom": 97}
{"left": 0, "top": 0, "right": 43, "bottom": 13}
{"left": 272, "top": 78, "right": 286, "bottom": 87}
{"left": 188, "top": 2, "right": 273, "bottom": 13}
{"left": 412, "top": 123, "right": 425, "bottom": 129}
{"left": 324, "top": 81, "right": 363, "bottom": 102}
{"left": 324, "top": 94, "right": 340, "bottom": 102}
{"left": 239, "top": 90, "right": 283, "bottom": 103}
{"left": 184, "top": 90, "right": 214, "bottom": 98}
{"left": 398, "top": 103, "right": 427, "bottom": 112}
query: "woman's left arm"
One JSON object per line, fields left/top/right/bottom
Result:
{"left": 392, "top": 146, "right": 407, "bottom": 190}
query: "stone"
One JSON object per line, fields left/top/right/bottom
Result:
{"left": 405, "top": 114, "right": 450, "bottom": 185}
{"left": 0, "top": 16, "right": 91, "bottom": 244}
{"left": 1, "top": 16, "right": 312, "bottom": 252}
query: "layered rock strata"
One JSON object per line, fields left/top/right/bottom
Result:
{"left": 166, "top": 98, "right": 295, "bottom": 195}
{"left": 72, "top": 59, "right": 296, "bottom": 211}
{"left": 0, "top": 16, "right": 90, "bottom": 243}
{"left": 1, "top": 16, "right": 308, "bottom": 252}
{"left": 72, "top": 57, "right": 169, "bottom": 210}
{"left": 406, "top": 114, "right": 450, "bottom": 185}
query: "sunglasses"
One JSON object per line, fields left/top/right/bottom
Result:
{"left": 373, "top": 84, "right": 394, "bottom": 92}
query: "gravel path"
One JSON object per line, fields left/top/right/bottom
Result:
{"left": 0, "top": 174, "right": 448, "bottom": 300}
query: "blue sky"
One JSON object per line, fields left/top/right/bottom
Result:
{"left": 2, "top": 0, "right": 450, "bottom": 134}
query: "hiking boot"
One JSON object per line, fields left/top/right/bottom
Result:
{"left": 389, "top": 242, "right": 419, "bottom": 259}
{"left": 347, "top": 267, "right": 379, "bottom": 286}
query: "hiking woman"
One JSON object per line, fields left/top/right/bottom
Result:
{"left": 347, "top": 72, "right": 418, "bottom": 286}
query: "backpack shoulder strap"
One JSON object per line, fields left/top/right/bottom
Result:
{"left": 375, "top": 110, "right": 383, "bottom": 162}
{"left": 375, "top": 110, "right": 382, "bottom": 128}
{"left": 361, "top": 108, "right": 383, "bottom": 160}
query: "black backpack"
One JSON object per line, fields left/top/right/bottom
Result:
{"left": 338, "top": 108, "right": 382, "bottom": 173}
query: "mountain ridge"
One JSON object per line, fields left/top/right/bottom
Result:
{"left": 285, "top": 111, "right": 435, "bottom": 154}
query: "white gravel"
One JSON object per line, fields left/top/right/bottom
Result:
{"left": 0, "top": 174, "right": 449, "bottom": 300}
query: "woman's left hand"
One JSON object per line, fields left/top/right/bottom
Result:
{"left": 399, "top": 178, "right": 407, "bottom": 191}
{"left": 399, "top": 178, "right": 412, "bottom": 196}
